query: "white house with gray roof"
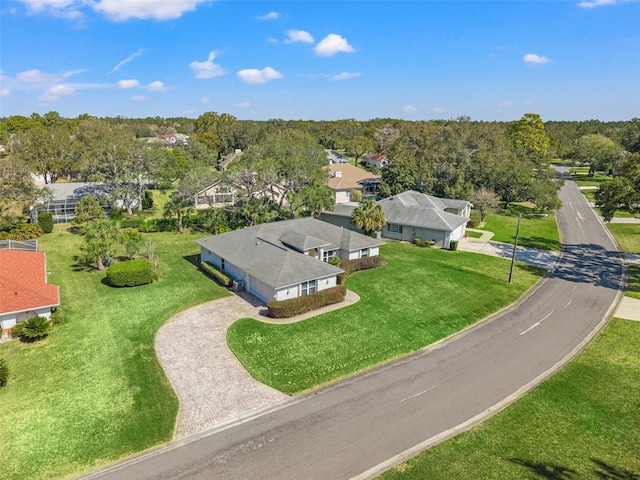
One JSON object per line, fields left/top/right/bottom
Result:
{"left": 196, "top": 217, "right": 384, "bottom": 304}
{"left": 321, "top": 190, "right": 472, "bottom": 249}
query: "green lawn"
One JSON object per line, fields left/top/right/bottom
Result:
{"left": 465, "top": 230, "right": 484, "bottom": 239}
{"left": 482, "top": 205, "right": 560, "bottom": 251}
{"left": 0, "top": 227, "right": 228, "bottom": 480}
{"left": 227, "top": 242, "right": 544, "bottom": 395}
{"left": 379, "top": 318, "right": 640, "bottom": 479}
{"left": 607, "top": 223, "right": 640, "bottom": 254}
{"left": 627, "top": 265, "right": 640, "bottom": 300}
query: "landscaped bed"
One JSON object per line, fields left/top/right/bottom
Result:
{"left": 378, "top": 318, "right": 640, "bottom": 479}
{"left": 0, "top": 227, "right": 229, "bottom": 480}
{"left": 227, "top": 242, "right": 544, "bottom": 395}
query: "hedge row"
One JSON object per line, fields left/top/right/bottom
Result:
{"left": 340, "top": 256, "right": 386, "bottom": 276}
{"left": 200, "top": 261, "right": 232, "bottom": 287}
{"left": 106, "top": 259, "right": 152, "bottom": 287}
{"left": 38, "top": 212, "right": 54, "bottom": 233}
{"left": 267, "top": 285, "right": 346, "bottom": 319}
{"left": 0, "top": 224, "right": 43, "bottom": 240}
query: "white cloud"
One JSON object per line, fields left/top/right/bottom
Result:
{"left": 109, "top": 49, "right": 147, "bottom": 74}
{"left": 94, "top": 0, "right": 207, "bottom": 21}
{"left": 256, "top": 11, "right": 281, "bottom": 21}
{"left": 131, "top": 95, "right": 148, "bottom": 102}
{"left": 403, "top": 105, "right": 417, "bottom": 114}
{"left": 189, "top": 51, "right": 226, "bottom": 79}
{"left": 237, "top": 101, "right": 251, "bottom": 108}
{"left": 499, "top": 100, "right": 515, "bottom": 107}
{"left": 1, "top": 88, "right": 10, "bottom": 97}
{"left": 285, "top": 29, "right": 314, "bottom": 44}
{"left": 20, "top": 0, "right": 209, "bottom": 20}
{"left": 147, "top": 80, "right": 167, "bottom": 91}
{"left": 314, "top": 34, "right": 355, "bottom": 57}
{"left": 577, "top": 0, "right": 617, "bottom": 7}
{"left": 201, "top": 97, "right": 210, "bottom": 104}
{"left": 433, "top": 107, "right": 446, "bottom": 114}
{"left": 39, "top": 84, "right": 75, "bottom": 101}
{"left": 118, "top": 79, "right": 139, "bottom": 89}
{"left": 267, "top": 38, "right": 278, "bottom": 44}
{"left": 331, "top": 72, "right": 361, "bottom": 81}
{"left": 17, "top": 69, "right": 62, "bottom": 83}
{"left": 523, "top": 53, "right": 550, "bottom": 64}
{"left": 237, "top": 67, "right": 283, "bottom": 84}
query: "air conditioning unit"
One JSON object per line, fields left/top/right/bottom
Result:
{"left": 232, "top": 280, "right": 244, "bottom": 292}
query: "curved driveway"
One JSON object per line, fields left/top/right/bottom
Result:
{"left": 84, "top": 171, "right": 625, "bottom": 480}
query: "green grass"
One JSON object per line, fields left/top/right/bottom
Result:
{"left": 379, "top": 318, "right": 640, "bottom": 479}
{"left": 148, "top": 188, "right": 173, "bottom": 219}
{"left": 627, "top": 265, "right": 640, "bottom": 300}
{"left": 0, "top": 227, "right": 228, "bottom": 480}
{"left": 482, "top": 205, "right": 560, "bottom": 251}
{"left": 607, "top": 223, "right": 640, "bottom": 254}
{"left": 227, "top": 242, "right": 544, "bottom": 395}
{"left": 465, "top": 230, "right": 483, "bottom": 239}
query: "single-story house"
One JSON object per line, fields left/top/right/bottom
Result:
{"left": 196, "top": 217, "right": 384, "bottom": 304}
{"left": 326, "top": 164, "right": 381, "bottom": 204}
{"left": 0, "top": 250, "right": 60, "bottom": 336}
{"left": 325, "top": 149, "right": 349, "bottom": 165}
{"left": 321, "top": 190, "right": 472, "bottom": 249}
{"left": 363, "top": 153, "right": 389, "bottom": 170}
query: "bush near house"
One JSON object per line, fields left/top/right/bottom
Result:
{"left": 0, "top": 357, "right": 8, "bottom": 386}
{"left": 200, "top": 261, "right": 232, "bottom": 287}
{"left": 267, "top": 285, "right": 347, "bottom": 319}
{"left": 105, "top": 259, "right": 153, "bottom": 287}
{"left": 38, "top": 212, "right": 54, "bottom": 233}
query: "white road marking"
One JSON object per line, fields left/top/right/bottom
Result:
{"left": 577, "top": 211, "right": 584, "bottom": 221}
{"left": 563, "top": 300, "right": 573, "bottom": 310}
{"left": 398, "top": 384, "right": 440, "bottom": 404}
{"left": 520, "top": 311, "right": 555, "bottom": 336}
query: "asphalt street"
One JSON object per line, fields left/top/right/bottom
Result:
{"left": 82, "top": 169, "right": 625, "bottom": 480}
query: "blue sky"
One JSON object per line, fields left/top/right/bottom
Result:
{"left": 1, "top": 0, "right": 639, "bottom": 121}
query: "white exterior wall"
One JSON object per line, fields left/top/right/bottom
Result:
{"left": 1, "top": 306, "right": 52, "bottom": 332}
{"left": 334, "top": 190, "right": 352, "bottom": 204}
{"left": 274, "top": 275, "right": 338, "bottom": 301}
{"left": 247, "top": 275, "right": 275, "bottom": 303}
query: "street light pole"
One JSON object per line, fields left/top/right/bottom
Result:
{"left": 508, "top": 214, "right": 522, "bottom": 283}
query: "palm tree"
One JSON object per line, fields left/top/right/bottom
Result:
{"left": 351, "top": 199, "right": 385, "bottom": 236}
{"left": 163, "top": 193, "right": 194, "bottom": 233}
{"left": 82, "top": 219, "right": 120, "bottom": 270}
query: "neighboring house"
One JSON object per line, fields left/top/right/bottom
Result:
{"left": 159, "top": 133, "right": 190, "bottom": 147}
{"left": 321, "top": 190, "right": 472, "bottom": 249}
{"left": 218, "top": 149, "right": 243, "bottom": 171}
{"left": 325, "top": 149, "right": 349, "bottom": 165}
{"left": 363, "top": 153, "right": 389, "bottom": 170}
{"left": 34, "top": 182, "right": 114, "bottom": 223}
{"left": 326, "top": 164, "right": 381, "bottom": 204}
{"left": 0, "top": 250, "right": 60, "bottom": 336}
{"left": 196, "top": 217, "right": 384, "bottom": 303}
{"left": 194, "top": 180, "right": 236, "bottom": 209}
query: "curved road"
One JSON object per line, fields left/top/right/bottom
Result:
{"left": 83, "top": 171, "right": 625, "bottom": 480}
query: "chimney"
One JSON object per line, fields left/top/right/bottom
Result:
{"left": 334, "top": 171, "right": 342, "bottom": 178}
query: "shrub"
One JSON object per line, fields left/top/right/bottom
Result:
{"left": 450, "top": 240, "right": 459, "bottom": 251}
{"left": 0, "top": 223, "right": 44, "bottom": 240}
{"left": 21, "top": 316, "right": 53, "bottom": 340}
{"left": 200, "top": 261, "right": 232, "bottom": 287}
{"left": 267, "top": 285, "right": 347, "bottom": 318}
{"left": 340, "top": 256, "right": 387, "bottom": 276}
{"left": 0, "top": 358, "right": 8, "bottom": 386}
{"left": 11, "top": 322, "right": 24, "bottom": 338}
{"left": 150, "top": 257, "right": 168, "bottom": 282}
{"left": 50, "top": 307, "right": 65, "bottom": 325}
{"left": 328, "top": 256, "right": 341, "bottom": 267}
{"left": 38, "top": 212, "right": 54, "bottom": 233}
{"left": 106, "top": 259, "right": 153, "bottom": 287}
{"left": 108, "top": 208, "right": 125, "bottom": 220}
{"left": 119, "top": 218, "right": 143, "bottom": 229}
{"left": 142, "top": 190, "right": 154, "bottom": 210}
{"left": 139, "top": 219, "right": 159, "bottom": 233}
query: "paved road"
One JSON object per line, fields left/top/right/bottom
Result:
{"left": 82, "top": 171, "right": 625, "bottom": 480}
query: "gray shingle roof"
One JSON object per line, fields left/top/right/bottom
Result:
{"left": 196, "top": 218, "right": 383, "bottom": 289}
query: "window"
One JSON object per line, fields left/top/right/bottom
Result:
{"left": 221, "top": 258, "right": 225, "bottom": 270}
{"left": 301, "top": 280, "right": 317, "bottom": 296}
{"left": 361, "top": 248, "right": 369, "bottom": 258}
{"left": 386, "top": 223, "right": 403, "bottom": 234}
{"left": 323, "top": 250, "right": 337, "bottom": 262}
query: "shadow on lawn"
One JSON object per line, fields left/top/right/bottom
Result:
{"left": 510, "top": 458, "right": 578, "bottom": 479}
{"left": 591, "top": 458, "right": 640, "bottom": 479}
{"left": 182, "top": 254, "right": 200, "bottom": 267}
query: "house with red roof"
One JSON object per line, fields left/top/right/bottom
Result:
{"left": 0, "top": 250, "right": 60, "bottom": 336}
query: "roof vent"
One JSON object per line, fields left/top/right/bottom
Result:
{"left": 334, "top": 171, "right": 342, "bottom": 178}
